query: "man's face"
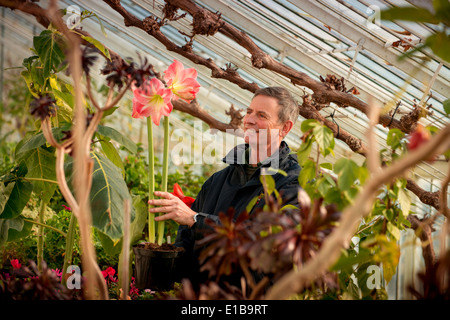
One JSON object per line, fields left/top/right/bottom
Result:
{"left": 243, "top": 95, "right": 284, "bottom": 153}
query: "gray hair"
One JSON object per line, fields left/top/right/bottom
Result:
{"left": 253, "top": 87, "right": 298, "bottom": 125}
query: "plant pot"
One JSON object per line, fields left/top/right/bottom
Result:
{"left": 132, "top": 244, "right": 184, "bottom": 291}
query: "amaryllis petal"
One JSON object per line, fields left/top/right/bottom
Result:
{"left": 164, "top": 59, "right": 200, "bottom": 103}
{"left": 172, "top": 183, "right": 185, "bottom": 199}
{"left": 183, "top": 197, "right": 195, "bottom": 208}
{"left": 171, "top": 183, "right": 195, "bottom": 208}
{"left": 132, "top": 78, "right": 173, "bottom": 125}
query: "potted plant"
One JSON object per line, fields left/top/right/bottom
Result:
{"left": 131, "top": 60, "right": 200, "bottom": 291}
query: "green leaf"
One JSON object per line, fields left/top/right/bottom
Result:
{"left": 317, "top": 175, "right": 335, "bottom": 197}
{"left": 381, "top": 7, "right": 440, "bottom": 24}
{"left": 33, "top": 30, "right": 65, "bottom": 78}
{"left": 6, "top": 216, "right": 33, "bottom": 242}
{"left": 100, "top": 139, "right": 125, "bottom": 176}
{"left": 297, "top": 137, "right": 313, "bottom": 165}
{"left": 21, "top": 146, "right": 57, "bottom": 203}
{"left": 129, "top": 196, "right": 148, "bottom": 245}
{"left": 260, "top": 174, "right": 276, "bottom": 195}
{"left": 246, "top": 194, "right": 260, "bottom": 213}
{"left": 102, "top": 106, "right": 119, "bottom": 118}
{"left": 298, "top": 159, "right": 316, "bottom": 188}
{"left": 65, "top": 152, "right": 135, "bottom": 241}
{"left": 15, "top": 128, "right": 68, "bottom": 161}
{"left": 333, "top": 158, "right": 359, "bottom": 191}
{"left": 0, "top": 181, "right": 33, "bottom": 219}
{"left": 97, "top": 125, "right": 137, "bottom": 154}
{"left": 313, "top": 124, "right": 335, "bottom": 156}
{"left": 387, "top": 222, "right": 401, "bottom": 240}
{"left": 331, "top": 247, "right": 372, "bottom": 272}
{"left": 96, "top": 196, "right": 146, "bottom": 256}
{"left": 300, "top": 119, "right": 319, "bottom": 132}
{"left": 0, "top": 217, "right": 32, "bottom": 246}
{"left": 280, "top": 204, "right": 298, "bottom": 211}
{"left": 397, "top": 187, "right": 411, "bottom": 218}
{"left": 444, "top": 99, "right": 450, "bottom": 116}
{"left": 425, "top": 32, "right": 450, "bottom": 63}
{"left": 21, "top": 70, "right": 39, "bottom": 98}
{"left": 265, "top": 167, "right": 287, "bottom": 176}
{"left": 386, "top": 128, "right": 405, "bottom": 150}
{"left": 319, "top": 162, "right": 333, "bottom": 170}
{"left": 80, "top": 35, "right": 111, "bottom": 61}
{"left": 433, "top": 0, "right": 450, "bottom": 23}
{"left": 50, "top": 75, "right": 75, "bottom": 110}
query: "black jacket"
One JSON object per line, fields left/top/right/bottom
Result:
{"left": 175, "top": 141, "right": 301, "bottom": 286}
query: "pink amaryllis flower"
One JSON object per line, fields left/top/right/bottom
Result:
{"left": 164, "top": 59, "right": 200, "bottom": 103}
{"left": 132, "top": 78, "right": 173, "bottom": 126}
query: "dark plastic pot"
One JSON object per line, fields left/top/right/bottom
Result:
{"left": 132, "top": 245, "right": 183, "bottom": 291}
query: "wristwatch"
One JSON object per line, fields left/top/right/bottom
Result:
{"left": 193, "top": 213, "right": 199, "bottom": 223}
{"left": 193, "top": 212, "right": 207, "bottom": 224}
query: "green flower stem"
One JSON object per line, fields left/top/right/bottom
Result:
{"left": 157, "top": 116, "right": 170, "bottom": 246}
{"left": 147, "top": 116, "right": 156, "bottom": 244}
{"left": 37, "top": 199, "right": 46, "bottom": 272}
{"left": 61, "top": 213, "right": 77, "bottom": 286}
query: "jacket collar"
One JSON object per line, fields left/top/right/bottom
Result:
{"left": 222, "top": 141, "right": 291, "bottom": 168}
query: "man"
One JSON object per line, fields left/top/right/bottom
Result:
{"left": 148, "top": 86, "right": 300, "bottom": 286}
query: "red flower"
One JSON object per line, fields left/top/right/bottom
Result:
{"left": 102, "top": 266, "right": 117, "bottom": 282}
{"left": 407, "top": 125, "right": 436, "bottom": 162}
{"left": 10, "top": 259, "right": 21, "bottom": 269}
{"left": 407, "top": 125, "right": 430, "bottom": 151}
{"left": 62, "top": 204, "right": 71, "bottom": 211}
{"left": 171, "top": 183, "right": 195, "bottom": 208}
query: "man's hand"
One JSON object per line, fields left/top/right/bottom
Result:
{"left": 149, "top": 191, "right": 196, "bottom": 227}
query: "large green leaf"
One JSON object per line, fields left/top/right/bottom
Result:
{"left": 0, "top": 180, "right": 33, "bottom": 219}
{"left": 65, "top": 152, "right": 135, "bottom": 241}
{"left": 21, "top": 146, "right": 57, "bottom": 204}
{"left": 15, "top": 128, "right": 67, "bottom": 161}
{"left": 33, "top": 30, "right": 65, "bottom": 79}
{"left": 99, "top": 139, "right": 125, "bottom": 176}
{"left": 97, "top": 125, "right": 137, "bottom": 154}
{"left": 0, "top": 216, "right": 32, "bottom": 246}
{"left": 6, "top": 216, "right": 33, "bottom": 243}
{"left": 96, "top": 196, "right": 147, "bottom": 256}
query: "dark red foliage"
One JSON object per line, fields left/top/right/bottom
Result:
{"left": 101, "top": 53, "right": 156, "bottom": 89}
{"left": 0, "top": 260, "right": 81, "bottom": 300}
{"left": 196, "top": 189, "right": 341, "bottom": 295}
{"left": 197, "top": 208, "right": 255, "bottom": 281}
{"left": 30, "top": 94, "right": 57, "bottom": 121}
